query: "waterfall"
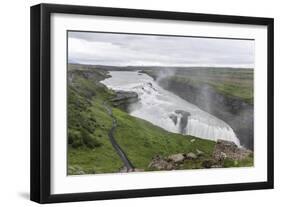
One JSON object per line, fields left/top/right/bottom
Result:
{"left": 101, "top": 71, "right": 240, "bottom": 146}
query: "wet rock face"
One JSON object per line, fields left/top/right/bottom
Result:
{"left": 175, "top": 110, "right": 191, "bottom": 134}
{"left": 169, "top": 110, "right": 191, "bottom": 134}
{"left": 110, "top": 90, "right": 139, "bottom": 111}
{"left": 169, "top": 114, "right": 178, "bottom": 125}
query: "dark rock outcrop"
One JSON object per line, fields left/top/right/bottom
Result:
{"left": 175, "top": 110, "right": 191, "bottom": 134}
{"left": 110, "top": 91, "right": 139, "bottom": 111}
{"left": 169, "top": 114, "right": 178, "bottom": 125}
{"left": 169, "top": 110, "right": 191, "bottom": 134}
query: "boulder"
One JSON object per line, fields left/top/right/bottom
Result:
{"left": 168, "top": 153, "right": 185, "bottom": 163}
{"left": 196, "top": 149, "right": 204, "bottom": 157}
{"left": 185, "top": 152, "right": 197, "bottom": 159}
{"left": 213, "top": 139, "right": 252, "bottom": 161}
{"left": 148, "top": 155, "right": 174, "bottom": 170}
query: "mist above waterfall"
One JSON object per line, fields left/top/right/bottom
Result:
{"left": 101, "top": 70, "right": 240, "bottom": 146}
{"left": 155, "top": 68, "right": 214, "bottom": 114}
{"left": 154, "top": 68, "right": 176, "bottom": 82}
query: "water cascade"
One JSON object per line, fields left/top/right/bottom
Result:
{"left": 101, "top": 71, "right": 240, "bottom": 146}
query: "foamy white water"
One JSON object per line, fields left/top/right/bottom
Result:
{"left": 101, "top": 71, "right": 240, "bottom": 145}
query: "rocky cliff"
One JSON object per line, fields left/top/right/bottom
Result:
{"left": 110, "top": 91, "right": 139, "bottom": 112}
{"left": 159, "top": 78, "right": 254, "bottom": 150}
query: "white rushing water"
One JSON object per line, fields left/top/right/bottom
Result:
{"left": 101, "top": 71, "right": 240, "bottom": 145}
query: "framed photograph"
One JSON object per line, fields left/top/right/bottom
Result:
{"left": 30, "top": 3, "right": 274, "bottom": 203}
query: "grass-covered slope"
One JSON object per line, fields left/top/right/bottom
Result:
{"left": 113, "top": 108, "right": 215, "bottom": 170}
{"left": 67, "top": 67, "right": 124, "bottom": 174}
{"left": 67, "top": 64, "right": 253, "bottom": 175}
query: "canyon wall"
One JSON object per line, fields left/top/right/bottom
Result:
{"left": 159, "top": 78, "right": 254, "bottom": 150}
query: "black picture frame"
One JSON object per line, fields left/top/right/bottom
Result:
{"left": 30, "top": 3, "right": 274, "bottom": 204}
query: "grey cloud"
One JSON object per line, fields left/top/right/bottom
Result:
{"left": 68, "top": 31, "right": 254, "bottom": 68}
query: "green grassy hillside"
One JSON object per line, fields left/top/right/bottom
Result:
{"left": 113, "top": 108, "right": 215, "bottom": 170}
{"left": 67, "top": 64, "right": 253, "bottom": 175}
{"left": 67, "top": 68, "right": 124, "bottom": 174}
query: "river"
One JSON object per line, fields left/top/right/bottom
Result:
{"left": 101, "top": 71, "right": 240, "bottom": 146}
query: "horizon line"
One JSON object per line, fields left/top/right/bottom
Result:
{"left": 68, "top": 62, "right": 254, "bottom": 69}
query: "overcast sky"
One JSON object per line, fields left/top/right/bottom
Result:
{"left": 68, "top": 31, "right": 254, "bottom": 68}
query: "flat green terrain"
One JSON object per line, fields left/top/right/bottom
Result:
{"left": 67, "top": 64, "right": 253, "bottom": 175}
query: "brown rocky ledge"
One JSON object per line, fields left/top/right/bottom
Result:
{"left": 213, "top": 139, "right": 252, "bottom": 161}
{"left": 148, "top": 139, "right": 253, "bottom": 171}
